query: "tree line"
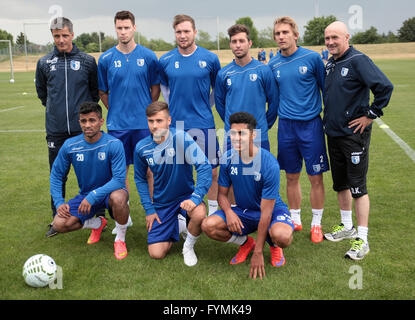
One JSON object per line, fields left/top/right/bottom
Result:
{"left": 1, "top": 16, "right": 415, "bottom": 52}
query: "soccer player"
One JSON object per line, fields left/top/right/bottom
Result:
{"left": 215, "top": 24, "right": 278, "bottom": 153}
{"left": 323, "top": 21, "right": 393, "bottom": 260}
{"left": 159, "top": 14, "right": 221, "bottom": 216}
{"left": 202, "top": 112, "right": 294, "bottom": 279}
{"left": 269, "top": 16, "right": 329, "bottom": 243}
{"left": 50, "top": 102, "right": 130, "bottom": 260}
{"left": 35, "top": 17, "right": 100, "bottom": 237}
{"left": 98, "top": 10, "right": 161, "bottom": 232}
{"left": 134, "top": 101, "right": 212, "bottom": 267}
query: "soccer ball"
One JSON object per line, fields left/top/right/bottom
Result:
{"left": 22, "top": 254, "right": 57, "bottom": 288}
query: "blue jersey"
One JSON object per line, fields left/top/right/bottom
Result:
{"left": 50, "top": 132, "right": 126, "bottom": 209}
{"left": 268, "top": 46, "right": 325, "bottom": 121}
{"left": 218, "top": 148, "right": 287, "bottom": 218}
{"left": 215, "top": 58, "right": 279, "bottom": 141}
{"left": 134, "top": 128, "right": 212, "bottom": 215}
{"left": 97, "top": 45, "right": 160, "bottom": 130}
{"left": 159, "top": 47, "right": 221, "bottom": 130}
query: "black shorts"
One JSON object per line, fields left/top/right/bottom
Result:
{"left": 327, "top": 127, "right": 371, "bottom": 198}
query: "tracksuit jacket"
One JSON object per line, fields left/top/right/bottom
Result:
{"left": 323, "top": 46, "right": 394, "bottom": 137}
{"left": 35, "top": 44, "right": 99, "bottom": 136}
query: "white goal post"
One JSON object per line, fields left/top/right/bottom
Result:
{"left": 0, "top": 40, "right": 14, "bottom": 82}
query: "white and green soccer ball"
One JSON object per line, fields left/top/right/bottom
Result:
{"left": 22, "top": 254, "right": 57, "bottom": 288}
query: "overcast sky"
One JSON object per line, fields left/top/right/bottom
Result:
{"left": 0, "top": 0, "right": 414, "bottom": 45}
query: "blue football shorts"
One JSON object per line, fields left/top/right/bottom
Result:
{"left": 108, "top": 129, "right": 151, "bottom": 166}
{"left": 147, "top": 199, "right": 192, "bottom": 245}
{"left": 212, "top": 205, "right": 294, "bottom": 246}
{"left": 67, "top": 188, "right": 128, "bottom": 224}
{"left": 277, "top": 116, "right": 329, "bottom": 175}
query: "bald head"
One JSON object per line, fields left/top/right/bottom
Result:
{"left": 326, "top": 21, "right": 349, "bottom": 35}
{"left": 325, "top": 21, "right": 350, "bottom": 60}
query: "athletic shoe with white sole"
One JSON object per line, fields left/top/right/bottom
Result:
{"left": 345, "top": 238, "right": 370, "bottom": 260}
{"left": 324, "top": 223, "right": 357, "bottom": 242}
{"left": 182, "top": 246, "right": 198, "bottom": 267}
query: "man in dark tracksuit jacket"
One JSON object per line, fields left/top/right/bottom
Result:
{"left": 322, "top": 21, "right": 393, "bottom": 260}
{"left": 35, "top": 17, "right": 99, "bottom": 237}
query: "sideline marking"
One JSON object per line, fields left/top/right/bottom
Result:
{"left": 0, "top": 106, "right": 25, "bottom": 112}
{"left": 375, "top": 118, "right": 415, "bottom": 163}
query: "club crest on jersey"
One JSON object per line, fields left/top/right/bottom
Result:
{"left": 199, "top": 60, "right": 207, "bottom": 68}
{"left": 341, "top": 67, "right": 349, "bottom": 77}
{"left": 351, "top": 155, "right": 360, "bottom": 164}
{"left": 299, "top": 66, "right": 307, "bottom": 74}
{"left": 70, "top": 60, "right": 80, "bottom": 71}
{"left": 167, "top": 148, "right": 175, "bottom": 157}
{"left": 249, "top": 73, "right": 258, "bottom": 82}
{"left": 137, "top": 59, "right": 145, "bottom": 67}
{"left": 98, "top": 152, "right": 106, "bottom": 161}
{"left": 254, "top": 172, "right": 261, "bottom": 182}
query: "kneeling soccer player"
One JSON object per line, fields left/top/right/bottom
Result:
{"left": 134, "top": 101, "right": 212, "bottom": 266}
{"left": 50, "top": 102, "right": 130, "bottom": 260}
{"left": 202, "top": 112, "right": 294, "bottom": 279}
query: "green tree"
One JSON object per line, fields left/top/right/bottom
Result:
{"left": 196, "top": 30, "right": 216, "bottom": 50}
{"left": 101, "top": 36, "right": 117, "bottom": 51}
{"left": 398, "top": 17, "right": 415, "bottom": 42}
{"left": 351, "top": 26, "right": 381, "bottom": 44}
{"left": 0, "top": 28, "right": 13, "bottom": 49}
{"left": 215, "top": 32, "right": 229, "bottom": 50}
{"left": 258, "top": 27, "right": 276, "bottom": 48}
{"left": 303, "top": 15, "right": 337, "bottom": 45}
{"left": 16, "top": 32, "right": 27, "bottom": 46}
{"left": 235, "top": 17, "right": 259, "bottom": 47}
{"left": 147, "top": 38, "right": 175, "bottom": 51}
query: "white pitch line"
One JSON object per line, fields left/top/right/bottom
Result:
{"left": 375, "top": 118, "right": 415, "bottom": 163}
{"left": 0, "top": 106, "right": 25, "bottom": 112}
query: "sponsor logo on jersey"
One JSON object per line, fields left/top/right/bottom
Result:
{"left": 50, "top": 64, "right": 57, "bottom": 71}
{"left": 341, "top": 67, "right": 349, "bottom": 77}
{"left": 137, "top": 59, "right": 145, "bottom": 67}
{"left": 70, "top": 60, "right": 80, "bottom": 71}
{"left": 46, "top": 57, "right": 58, "bottom": 64}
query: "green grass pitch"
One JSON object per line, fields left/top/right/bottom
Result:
{"left": 0, "top": 59, "right": 414, "bottom": 300}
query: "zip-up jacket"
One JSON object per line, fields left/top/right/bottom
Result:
{"left": 35, "top": 44, "right": 99, "bottom": 136}
{"left": 323, "top": 46, "right": 393, "bottom": 137}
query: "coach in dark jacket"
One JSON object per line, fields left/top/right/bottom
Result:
{"left": 35, "top": 17, "right": 99, "bottom": 236}
{"left": 322, "top": 21, "right": 393, "bottom": 261}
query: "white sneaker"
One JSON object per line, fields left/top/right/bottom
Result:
{"left": 345, "top": 238, "right": 370, "bottom": 260}
{"left": 112, "top": 215, "right": 133, "bottom": 235}
{"left": 182, "top": 246, "right": 198, "bottom": 267}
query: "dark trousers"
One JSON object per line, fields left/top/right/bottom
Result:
{"left": 47, "top": 133, "right": 81, "bottom": 217}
